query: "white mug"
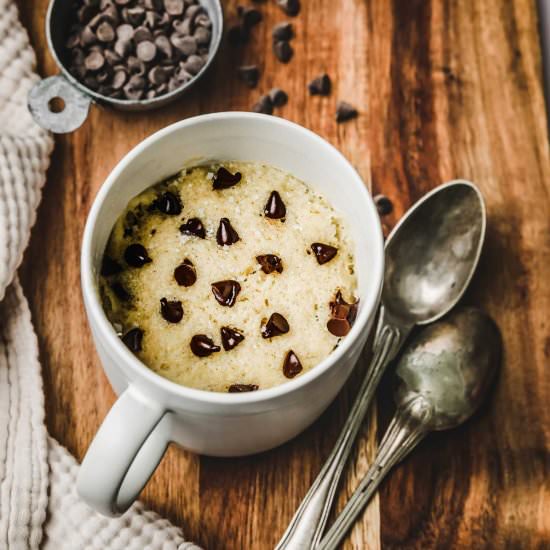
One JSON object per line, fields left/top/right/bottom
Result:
{"left": 77, "top": 112, "right": 384, "bottom": 516}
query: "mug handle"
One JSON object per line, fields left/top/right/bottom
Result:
{"left": 77, "top": 385, "right": 169, "bottom": 516}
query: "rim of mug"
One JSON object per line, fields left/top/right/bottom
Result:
{"left": 81, "top": 112, "right": 385, "bottom": 405}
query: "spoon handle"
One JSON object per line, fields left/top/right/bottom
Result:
{"left": 275, "top": 308, "right": 411, "bottom": 550}
{"left": 318, "top": 395, "right": 432, "bottom": 550}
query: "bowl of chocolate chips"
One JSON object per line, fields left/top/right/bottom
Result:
{"left": 28, "top": 0, "right": 223, "bottom": 133}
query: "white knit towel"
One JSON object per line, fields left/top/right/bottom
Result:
{"left": 0, "top": 1, "right": 200, "bottom": 548}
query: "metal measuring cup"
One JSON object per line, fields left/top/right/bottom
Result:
{"left": 28, "top": 0, "right": 223, "bottom": 134}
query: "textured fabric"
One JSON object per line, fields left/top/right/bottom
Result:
{"left": 0, "top": 2, "right": 199, "bottom": 549}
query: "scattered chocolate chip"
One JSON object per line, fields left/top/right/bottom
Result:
{"left": 216, "top": 218, "right": 240, "bottom": 246}
{"left": 336, "top": 101, "right": 358, "bottom": 123}
{"left": 101, "top": 256, "right": 123, "bottom": 276}
{"left": 308, "top": 73, "right": 331, "bottom": 96}
{"left": 124, "top": 243, "right": 152, "bottom": 267}
{"left": 212, "top": 167, "right": 242, "bottom": 189}
{"left": 311, "top": 243, "right": 338, "bottom": 265}
{"left": 256, "top": 254, "right": 283, "bottom": 274}
{"left": 160, "top": 297, "right": 184, "bottom": 323}
{"left": 237, "top": 65, "right": 260, "bottom": 88}
{"left": 190, "top": 334, "right": 220, "bottom": 357}
{"left": 272, "top": 22, "right": 293, "bottom": 41}
{"left": 327, "top": 290, "right": 359, "bottom": 336}
{"left": 111, "top": 281, "right": 132, "bottom": 301}
{"left": 374, "top": 194, "right": 393, "bottom": 216}
{"left": 283, "top": 350, "right": 302, "bottom": 378}
{"left": 241, "top": 7, "right": 262, "bottom": 28}
{"left": 252, "top": 94, "right": 273, "bottom": 114}
{"left": 227, "top": 23, "right": 248, "bottom": 46}
{"left": 228, "top": 383, "right": 259, "bottom": 393}
{"left": 174, "top": 259, "right": 197, "bottom": 286}
{"left": 273, "top": 40, "right": 293, "bottom": 63}
{"left": 180, "top": 217, "right": 206, "bottom": 238}
{"left": 211, "top": 280, "right": 241, "bottom": 307}
{"left": 122, "top": 327, "right": 143, "bottom": 352}
{"left": 261, "top": 312, "right": 289, "bottom": 338}
{"left": 221, "top": 326, "right": 245, "bottom": 351}
{"left": 276, "top": 0, "right": 300, "bottom": 16}
{"left": 264, "top": 190, "right": 286, "bottom": 219}
{"left": 268, "top": 88, "right": 288, "bottom": 107}
{"left": 154, "top": 191, "right": 183, "bottom": 215}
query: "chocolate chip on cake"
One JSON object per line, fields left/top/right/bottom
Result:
{"left": 336, "top": 101, "right": 358, "bottom": 123}
{"left": 283, "top": 350, "right": 302, "bottom": 378}
{"left": 211, "top": 280, "right": 241, "bottom": 307}
{"left": 252, "top": 94, "right": 273, "bottom": 115}
{"left": 174, "top": 259, "right": 197, "bottom": 286}
{"left": 256, "top": 254, "right": 283, "bottom": 274}
{"left": 190, "top": 334, "right": 220, "bottom": 357}
{"left": 122, "top": 327, "right": 143, "bottom": 352}
{"left": 154, "top": 191, "right": 182, "bottom": 215}
{"left": 273, "top": 40, "right": 293, "bottom": 63}
{"left": 327, "top": 290, "right": 359, "bottom": 337}
{"left": 276, "top": 0, "right": 300, "bottom": 16}
{"left": 261, "top": 312, "right": 289, "bottom": 338}
{"left": 180, "top": 217, "right": 206, "bottom": 238}
{"left": 160, "top": 298, "right": 184, "bottom": 323}
{"left": 221, "top": 326, "right": 245, "bottom": 351}
{"left": 308, "top": 73, "right": 331, "bottom": 96}
{"left": 311, "top": 242, "right": 338, "bottom": 265}
{"left": 101, "top": 256, "right": 123, "bottom": 276}
{"left": 216, "top": 218, "right": 240, "bottom": 246}
{"left": 124, "top": 243, "right": 152, "bottom": 267}
{"left": 268, "top": 87, "right": 288, "bottom": 107}
{"left": 272, "top": 22, "right": 293, "bottom": 41}
{"left": 237, "top": 64, "right": 260, "bottom": 88}
{"left": 374, "top": 194, "right": 393, "bottom": 216}
{"left": 111, "top": 282, "right": 132, "bottom": 301}
{"left": 228, "top": 383, "right": 259, "bottom": 392}
{"left": 264, "top": 190, "right": 286, "bottom": 219}
{"left": 212, "top": 167, "right": 242, "bottom": 189}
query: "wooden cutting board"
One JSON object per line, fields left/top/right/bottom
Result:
{"left": 18, "top": 0, "right": 550, "bottom": 548}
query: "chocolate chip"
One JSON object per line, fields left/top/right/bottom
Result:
{"left": 122, "top": 328, "right": 143, "bottom": 352}
{"left": 241, "top": 7, "right": 262, "bottom": 28}
{"left": 114, "top": 38, "right": 132, "bottom": 57}
{"left": 374, "top": 194, "right": 393, "bottom": 216}
{"left": 124, "top": 74, "right": 146, "bottom": 99}
{"left": 237, "top": 65, "right": 260, "bottom": 88}
{"left": 272, "top": 22, "right": 293, "bottom": 41}
{"left": 268, "top": 87, "right": 288, "bottom": 107}
{"left": 127, "top": 56, "right": 146, "bottom": 76}
{"left": 136, "top": 40, "right": 157, "bottom": 62}
{"left": 277, "top": 0, "right": 300, "bottom": 16}
{"left": 101, "top": 256, "right": 123, "bottom": 276}
{"left": 311, "top": 243, "right": 338, "bottom": 265}
{"left": 327, "top": 290, "right": 359, "bottom": 336}
{"left": 124, "top": 243, "right": 152, "bottom": 267}
{"left": 174, "top": 259, "right": 197, "bottom": 286}
{"left": 190, "top": 334, "right": 220, "bottom": 357}
{"left": 111, "top": 69, "right": 127, "bottom": 89}
{"left": 228, "top": 383, "right": 259, "bottom": 393}
{"left": 154, "top": 191, "right": 182, "bottom": 214}
{"left": 216, "top": 218, "right": 240, "bottom": 246}
{"left": 194, "top": 26, "right": 211, "bottom": 46}
{"left": 160, "top": 298, "right": 184, "bottom": 323}
{"left": 211, "top": 280, "right": 241, "bottom": 307}
{"left": 273, "top": 40, "right": 293, "bottom": 63}
{"left": 134, "top": 26, "right": 153, "bottom": 43}
{"left": 111, "top": 282, "right": 131, "bottom": 301}
{"left": 326, "top": 317, "right": 350, "bottom": 337}
{"left": 164, "top": 0, "right": 184, "bottom": 15}
{"left": 264, "top": 190, "right": 286, "bottom": 219}
{"left": 336, "top": 101, "right": 358, "bottom": 123}
{"left": 85, "top": 50, "right": 105, "bottom": 71}
{"left": 252, "top": 94, "right": 273, "bottom": 114}
{"left": 155, "top": 35, "right": 173, "bottom": 58}
{"left": 171, "top": 34, "right": 197, "bottom": 56}
{"left": 96, "top": 21, "right": 115, "bottom": 42}
{"left": 221, "top": 326, "right": 245, "bottom": 351}
{"left": 116, "top": 23, "right": 134, "bottom": 40}
{"left": 256, "top": 254, "right": 283, "bottom": 274}
{"left": 227, "top": 23, "right": 248, "bottom": 46}
{"left": 283, "top": 350, "right": 302, "bottom": 378}
{"left": 213, "top": 167, "right": 242, "bottom": 189}
{"left": 182, "top": 54, "right": 205, "bottom": 75}
{"left": 148, "top": 65, "right": 168, "bottom": 85}
{"left": 126, "top": 6, "right": 145, "bottom": 26}
{"left": 308, "top": 73, "right": 331, "bottom": 96}
{"left": 180, "top": 217, "right": 206, "bottom": 238}
{"left": 261, "top": 312, "right": 289, "bottom": 338}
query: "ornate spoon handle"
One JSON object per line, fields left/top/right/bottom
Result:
{"left": 318, "top": 396, "right": 433, "bottom": 550}
{"left": 275, "top": 308, "right": 411, "bottom": 550}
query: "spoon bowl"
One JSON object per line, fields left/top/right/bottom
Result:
{"left": 384, "top": 181, "right": 485, "bottom": 325}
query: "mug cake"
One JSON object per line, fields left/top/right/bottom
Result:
{"left": 99, "top": 161, "right": 359, "bottom": 392}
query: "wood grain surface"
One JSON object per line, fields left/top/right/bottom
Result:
{"left": 17, "top": 0, "right": 550, "bottom": 548}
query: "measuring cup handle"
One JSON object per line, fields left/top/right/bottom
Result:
{"left": 28, "top": 75, "right": 91, "bottom": 133}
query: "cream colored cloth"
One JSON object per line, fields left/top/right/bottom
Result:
{"left": 0, "top": 1, "right": 199, "bottom": 548}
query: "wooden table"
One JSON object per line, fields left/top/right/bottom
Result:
{"left": 18, "top": 0, "right": 550, "bottom": 548}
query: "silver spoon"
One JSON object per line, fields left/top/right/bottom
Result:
{"left": 318, "top": 307, "right": 501, "bottom": 550}
{"left": 276, "top": 180, "right": 486, "bottom": 550}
